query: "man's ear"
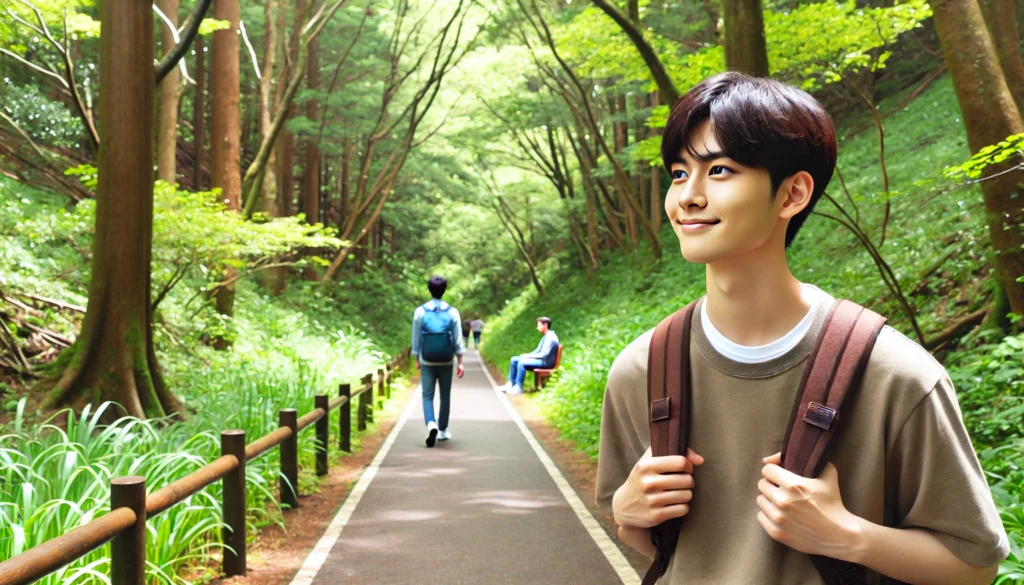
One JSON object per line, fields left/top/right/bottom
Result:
{"left": 777, "top": 171, "right": 814, "bottom": 220}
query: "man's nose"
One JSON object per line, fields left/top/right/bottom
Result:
{"left": 677, "top": 177, "right": 705, "bottom": 209}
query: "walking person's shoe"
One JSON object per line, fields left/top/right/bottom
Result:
{"left": 426, "top": 421, "right": 439, "bottom": 448}
{"left": 438, "top": 429, "right": 451, "bottom": 441}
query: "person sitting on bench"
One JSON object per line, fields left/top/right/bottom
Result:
{"left": 499, "top": 317, "right": 559, "bottom": 395}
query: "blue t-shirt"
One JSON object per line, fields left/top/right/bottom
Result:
{"left": 530, "top": 331, "right": 560, "bottom": 368}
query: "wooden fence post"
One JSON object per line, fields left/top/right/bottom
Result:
{"left": 363, "top": 374, "right": 374, "bottom": 424}
{"left": 221, "top": 430, "right": 246, "bottom": 576}
{"left": 315, "top": 394, "right": 329, "bottom": 477}
{"left": 279, "top": 409, "right": 299, "bottom": 509}
{"left": 378, "top": 368, "right": 385, "bottom": 406}
{"left": 339, "top": 383, "right": 351, "bottom": 453}
{"left": 385, "top": 364, "right": 392, "bottom": 399}
{"left": 358, "top": 381, "right": 368, "bottom": 431}
{"left": 110, "top": 476, "right": 146, "bottom": 585}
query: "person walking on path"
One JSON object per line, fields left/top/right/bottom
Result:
{"left": 470, "top": 317, "right": 484, "bottom": 348}
{"left": 498, "top": 317, "right": 559, "bottom": 395}
{"left": 462, "top": 317, "right": 472, "bottom": 348}
{"left": 411, "top": 276, "right": 465, "bottom": 447}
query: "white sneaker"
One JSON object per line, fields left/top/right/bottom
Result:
{"left": 498, "top": 383, "right": 511, "bottom": 393}
{"left": 507, "top": 384, "right": 523, "bottom": 395}
{"left": 426, "top": 421, "right": 438, "bottom": 448}
{"left": 438, "top": 429, "right": 451, "bottom": 441}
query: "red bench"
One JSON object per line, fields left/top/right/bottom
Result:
{"left": 531, "top": 344, "right": 563, "bottom": 391}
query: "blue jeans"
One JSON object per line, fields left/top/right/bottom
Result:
{"left": 472, "top": 331, "right": 481, "bottom": 347}
{"left": 508, "top": 355, "right": 545, "bottom": 388}
{"left": 421, "top": 364, "right": 453, "bottom": 430}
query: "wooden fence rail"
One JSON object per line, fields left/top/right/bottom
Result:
{"left": 0, "top": 348, "right": 411, "bottom": 585}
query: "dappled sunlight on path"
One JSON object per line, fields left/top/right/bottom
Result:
{"left": 290, "top": 350, "right": 638, "bottom": 585}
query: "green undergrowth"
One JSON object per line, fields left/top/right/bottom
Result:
{"left": 0, "top": 176, "right": 418, "bottom": 583}
{"left": 482, "top": 75, "right": 1024, "bottom": 581}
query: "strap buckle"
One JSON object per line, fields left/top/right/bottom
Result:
{"left": 650, "top": 398, "right": 671, "bottom": 422}
{"left": 803, "top": 402, "right": 836, "bottom": 431}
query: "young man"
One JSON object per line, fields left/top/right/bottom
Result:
{"left": 595, "top": 72, "right": 1008, "bottom": 584}
{"left": 470, "top": 317, "right": 485, "bottom": 348}
{"left": 498, "top": 317, "right": 559, "bottom": 395}
{"left": 411, "top": 276, "right": 465, "bottom": 447}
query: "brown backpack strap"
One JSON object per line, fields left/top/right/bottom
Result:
{"left": 643, "top": 301, "right": 697, "bottom": 585}
{"left": 781, "top": 299, "right": 887, "bottom": 585}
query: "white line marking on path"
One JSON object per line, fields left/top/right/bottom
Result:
{"left": 477, "top": 352, "right": 641, "bottom": 585}
{"left": 287, "top": 395, "right": 418, "bottom": 585}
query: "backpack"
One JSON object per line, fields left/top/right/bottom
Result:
{"left": 643, "top": 298, "right": 891, "bottom": 585}
{"left": 420, "top": 303, "right": 456, "bottom": 362}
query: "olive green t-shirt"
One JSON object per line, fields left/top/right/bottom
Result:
{"left": 595, "top": 289, "right": 1009, "bottom": 584}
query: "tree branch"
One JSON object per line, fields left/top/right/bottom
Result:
{"left": 155, "top": 0, "right": 213, "bottom": 84}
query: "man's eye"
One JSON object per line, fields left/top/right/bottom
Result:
{"left": 709, "top": 165, "right": 732, "bottom": 176}
{"left": 671, "top": 169, "right": 688, "bottom": 180}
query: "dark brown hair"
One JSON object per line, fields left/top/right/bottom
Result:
{"left": 537, "top": 316, "right": 552, "bottom": 327}
{"left": 661, "top": 72, "right": 837, "bottom": 247}
{"left": 427, "top": 276, "right": 447, "bottom": 299}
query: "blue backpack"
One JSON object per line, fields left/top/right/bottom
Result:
{"left": 420, "top": 303, "right": 455, "bottom": 362}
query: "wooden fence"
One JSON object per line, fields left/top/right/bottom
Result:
{"left": 0, "top": 347, "right": 412, "bottom": 585}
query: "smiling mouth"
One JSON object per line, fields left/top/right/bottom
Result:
{"left": 677, "top": 219, "right": 720, "bottom": 227}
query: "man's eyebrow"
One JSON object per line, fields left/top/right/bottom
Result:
{"left": 675, "top": 150, "right": 728, "bottom": 164}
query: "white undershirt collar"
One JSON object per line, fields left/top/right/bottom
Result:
{"left": 701, "top": 283, "right": 820, "bottom": 364}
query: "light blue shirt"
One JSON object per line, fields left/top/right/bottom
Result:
{"left": 527, "top": 330, "right": 560, "bottom": 366}
{"left": 411, "top": 298, "right": 464, "bottom": 365}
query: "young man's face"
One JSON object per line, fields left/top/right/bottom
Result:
{"left": 664, "top": 120, "right": 792, "bottom": 265}
{"left": 536, "top": 321, "right": 547, "bottom": 334}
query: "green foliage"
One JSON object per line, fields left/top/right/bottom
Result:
{"left": 0, "top": 173, "right": 410, "bottom": 584}
{"left": 4, "top": 85, "right": 87, "bottom": 150}
{"left": 198, "top": 18, "right": 231, "bottom": 36}
{"left": 944, "top": 134, "right": 1024, "bottom": 182}
{"left": 766, "top": 0, "right": 932, "bottom": 90}
{"left": 0, "top": 327, "right": 386, "bottom": 585}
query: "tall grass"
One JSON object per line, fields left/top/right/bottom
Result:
{"left": 0, "top": 274, "right": 395, "bottom": 584}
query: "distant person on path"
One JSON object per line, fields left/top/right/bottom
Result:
{"left": 470, "top": 317, "right": 484, "bottom": 348}
{"left": 411, "top": 276, "right": 464, "bottom": 448}
{"left": 462, "top": 317, "right": 472, "bottom": 348}
{"left": 498, "top": 317, "right": 559, "bottom": 395}
{"left": 596, "top": 72, "right": 1006, "bottom": 584}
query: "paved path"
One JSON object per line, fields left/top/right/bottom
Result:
{"left": 290, "top": 350, "right": 639, "bottom": 585}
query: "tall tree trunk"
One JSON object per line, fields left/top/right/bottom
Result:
{"left": 585, "top": 177, "right": 600, "bottom": 268}
{"left": 931, "top": 0, "right": 1024, "bottom": 315}
{"left": 978, "top": 0, "right": 1024, "bottom": 114}
{"left": 340, "top": 132, "right": 351, "bottom": 230}
{"left": 277, "top": 127, "right": 294, "bottom": 216}
{"left": 42, "top": 0, "right": 183, "bottom": 419}
{"left": 193, "top": 36, "right": 206, "bottom": 190}
{"left": 301, "top": 37, "right": 320, "bottom": 280}
{"left": 632, "top": 92, "right": 649, "bottom": 224}
{"left": 261, "top": 0, "right": 287, "bottom": 295}
{"left": 302, "top": 38, "right": 321, "bottom": 225}
{"left": 211, "top": 0, "right": 242, "bottom": 209}
{"left": 157, "top": 0, "right": 181, "bottom": 184}
{"left": 210, "top": 0, "right": 242, "bottom": 348}
{"left": 260, "top": 0, "right": 279, "bottom": 215}
{"left": 723, "top": 0, "right": 769, "bottom": 75}
{"left": 650, "top": 91, "right": 662, "bottom": 233}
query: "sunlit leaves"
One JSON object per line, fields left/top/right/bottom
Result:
{"left": 944, "top": 133, "right": 1024, "bottom": 182}
{"left": 198, "top": 18, "right": 230, "bottom": 36}
{"left": 766, "top": 0, "right": 932, "bottom": 90}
